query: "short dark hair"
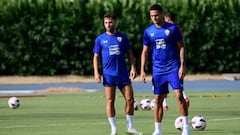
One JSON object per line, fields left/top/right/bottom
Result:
{"left": 103, "top": 13, "right": 117, "bottom": 20}
{"left": 150, "top": 4, "right": 163, "bottom": 12}
{"left": 165, "top": 12, "right": 176, "bottom": 22}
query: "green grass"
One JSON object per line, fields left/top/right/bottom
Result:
{"left": 1, "top": 90, "right": 240, "bottom": 135}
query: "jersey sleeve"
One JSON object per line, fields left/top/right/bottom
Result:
{"left": 174, "top": 25, "right": 183, "bottom": 42}
{"left": 143, "top": 29, "right": 150, "bottom": 47}
{"left": 93, "top": 37, "right": 101, "bottom": 54}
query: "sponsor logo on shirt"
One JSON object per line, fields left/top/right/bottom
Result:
{"left": 155, "top": 39, "right": 166, "bottom": 49}
{"left": 109, "top": 45, "right": 120, "bottom": 55}
{"left": 150, "top": 32, "right": 154, "bottom": 37}
{"left": 103, "top": 40, "right": 108, "bottom": 43}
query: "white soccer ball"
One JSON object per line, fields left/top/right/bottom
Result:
{"left": 150, "top": 99, "right": 155, "bottom": 110}
{"left": 175, "top": 116, "right": 184, "bottom": 131}
{"left": 191, "top": 115, "right": 207, "bottom": 130}
{"left": 140, "top": 98, "right": 151, "bottom": 110}
{"left": 8, "top": 97, "right": 20, "bottom": 109}
{"left": 134, "top": 98, "right": 140, "bottom": 110}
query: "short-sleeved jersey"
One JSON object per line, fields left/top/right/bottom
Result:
{"left": 93, "top": 32, "right": 131, "bottom": 77}
{"left": 143, "top": 22, "right": 183, "bottom": 75}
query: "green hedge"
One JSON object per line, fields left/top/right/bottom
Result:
{"left": 0, "top": 0, "right": 239, "bottom": 75}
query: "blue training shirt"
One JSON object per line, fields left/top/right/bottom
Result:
{"left": 93, "top": 32, "right": 131, "bottom": 77}
{"left": 143, "top": 22, "right": 183, "bottom": 75}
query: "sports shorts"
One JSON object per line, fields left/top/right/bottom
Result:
{"left": 103, "top": 74, "right": 131, "bottom": 90}
{"left": 152, "top": 69, "right": 183, "bottom": 95}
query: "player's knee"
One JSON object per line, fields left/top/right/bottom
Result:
{"left": 126, "top": 97, "right": 134, "bottom": 104}
{"left": 176, "top": 93, "right": 184, "bottom": 103}
{"left": 106, "top": 98, "right": 115, "bottom": 105}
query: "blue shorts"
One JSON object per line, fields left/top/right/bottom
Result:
{"left": 103, "top": 74, "right": 131, "bottom": 90}
{"left": 152, "top": 70, "right": 183, "bottom": 94}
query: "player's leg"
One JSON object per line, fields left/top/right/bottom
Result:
{"left": 121, "top": 84, "right": 143, "bottom": 135}
{"left": 152, "top": 94, "right": 165, "bottom": 135}
{"left": 120, "top": 84, "right": 135, "bottom": 130}
{"left": 168, "top": 70, "right": 190, "bottom": 135}
{"left": 105, "top": 86, "right": 117, "bottom": 117}
{"left": 120, "top": 84, "right": 134, "bottom": 116}
{"left": 105, "top": 86, "right": 117, "bottom": 135}
{"left": 103, "top": 74, "right": 118, "bottom": 135}
{"left": 173, "top": 90, "right": 188, "bottom": 115}
{"left": 162, "top": 94, "right": 168, "bottom": 110}
{"left": 152, "top": 75, "right": 168, "bottom": 135}
{"left": 182, "top": 91, "right": 190, "bottom": 107}
{"left": 156, "top": 84, "right": 168, "bottom": 110}
{"left": 173, "top": 90, "right": 190, "bottom": 135}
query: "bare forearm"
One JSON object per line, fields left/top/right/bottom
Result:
{"left": 178, "top": 43, "right": 186, "bottom": 79}
{"left": 93, "top": 54, "right": 102, "bottom": 83}
{"left": 128, "top": 51, "right": 136, "bottom": 69}
{"left": 179, "top": 46, "right": 185, "bottom": 67}
{"left": 127, "top": 50, "right": 137, "bottom": 79}
{"left": 93, "top": 55, "right": 99, "bottom": 75}
{"left": 140, "top": 46, "right": 148, "bottom": 83}
{"left": 141, "top": 50, "right": 148, "bottom": 73}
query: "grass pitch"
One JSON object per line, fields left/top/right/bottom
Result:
{"left": 0, "top": 90, "right": 240, "bottom": 135}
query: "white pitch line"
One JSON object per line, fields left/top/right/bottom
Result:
{"left": 0, "top": 90, "right": 36, "bottom": 93}
{"left": 0, "top": 122, "right": 108, "bottom": 129}
{"left": 209, "top": 117, "right": 240, "bottom": 121}
{"left": 1, "top": 124, "right": 65, "bottom": 129}
{"left": 0, "top": 120, "right": 151, "bottom": 129}
{"left": 1, "top": 118, "right": 239, "bottom": 129}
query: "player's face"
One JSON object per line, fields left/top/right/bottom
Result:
{"left": 150, "top": 10, "right": 164, "bottom": 25}
{"left": 164, "top": 16, "right": 171, "bottom": 23}
{"left": 104, "top": 17, "right": 116, "bottom": 33}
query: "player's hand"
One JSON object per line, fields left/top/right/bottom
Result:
{"left": 178, "top": 65, "right": 185, "bottom": 80}
{"left": 130, "top": 67, "right": 137, "bottom": 80}
{"left": 140, "top": 72, "right": 147, "bottom": 83}
{"left": 94, "top": 73, "right": 101, "bottom": 83}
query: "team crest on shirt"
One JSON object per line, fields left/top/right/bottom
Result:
{"left": 117, "top": 37, "right": 122, "bottom": 42}
{"left": 164, "top": 29, "right": 170, "bottom": 36}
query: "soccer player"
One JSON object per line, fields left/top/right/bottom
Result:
{"left": 163, "top": 12, "right": 190, "bottom": 110}
{"left": 140, "top": 4, "right": 190, "bottom": 135}
{"left": 93, "top": 13, "right": 141, "bottom": 135}
{"left": 164, "top": 12, "right": 183, "bottom": 34}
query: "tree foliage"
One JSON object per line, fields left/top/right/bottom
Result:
{"left": 0, "top": 0, "right": 239, "bottom": 75}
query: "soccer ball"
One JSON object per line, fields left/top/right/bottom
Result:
{"left": 140, "top": 98, "right": 151, "bottom": 110}
{"left": 150, "top": 99, "right": 155, "bottom": 110}
{"left": 174, "top": 116, "right": 184, "bottom": 131}
{"left": 134, "top": 98, "right": 140, "bottom": 110}
{"left": 8, "top": 97, "right": 20, "bottom": 109}
{"left": 191, "top": 115, "right": 207, "bottom": 130}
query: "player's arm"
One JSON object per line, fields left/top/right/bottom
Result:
{"left": 93, "top": 53, "right": 101, "bottom": 83}
{"left": 127, "top": 50, "right": 137, "bottom": 80}
{"left": 177, "top": 42, "right": 186, "bottom": 80}
{"left": 140, "top": 45, "right": 149, "bottom": 83}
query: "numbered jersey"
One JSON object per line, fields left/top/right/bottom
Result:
{"left": 93, "top": 32, "right": 131, "bottom": 76}
{"left": 143, "top": 22, "right": 183, "bottom": 75}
